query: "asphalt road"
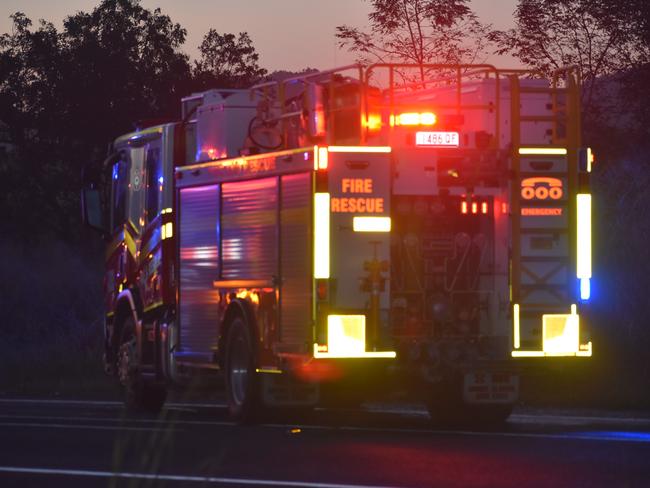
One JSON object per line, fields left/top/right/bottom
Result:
{"left": 0, "top": 397, "right": 649, "bottom": 487}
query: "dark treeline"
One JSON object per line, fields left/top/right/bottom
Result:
{"left": 0, "top": 0, "right": 266, "bottom": 243}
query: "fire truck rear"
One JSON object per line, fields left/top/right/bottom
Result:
{"left": 84, "top": 63, "right": 593, "bottom": 422}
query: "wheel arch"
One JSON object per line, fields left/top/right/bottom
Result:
{"left": 111, "top": 288, "right": 143, "bottom": 357}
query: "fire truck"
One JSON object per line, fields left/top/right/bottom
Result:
{"left": 82, "top": 63, "right": 593, "bottom": 422}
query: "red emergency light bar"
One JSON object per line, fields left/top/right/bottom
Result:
{"left": 390, "top": 112, "right": 437, "bottom": 127}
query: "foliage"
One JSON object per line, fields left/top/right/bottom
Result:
{"left": 336, "top": 0, "right": 491, "bottom": 82}
{"left": 193, "top": 31, "right": 267, "bottom": 89}
{"left": 266, "top": 67, "right": 319, "bottom": 82}
{"left": 614, "top": 0, "right": 650, "bottom": 139}
{"left": 0, "top": 240, "right": 106, "bottom": 393}
{"left": 0, "top": 0, "right": 266, "bottom": 242}
{"left": 489, "top": 0, "right": 649, "bottom": 129}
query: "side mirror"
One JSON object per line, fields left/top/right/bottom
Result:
{"left": 81, "top": 187, "right": 106, "bottom": 234}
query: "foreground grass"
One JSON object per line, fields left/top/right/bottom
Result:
{"left": 0, "top": 336, "right": 114, "bottom": 396}
{"left": 0, "top": 240, "right": 111, "bottom": 396}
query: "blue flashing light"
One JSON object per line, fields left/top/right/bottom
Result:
{"left": 158, "top": 175, "right": 164, "bottom": 185}
{"left": 580, "top": 278, "right": 591, "bottom": 300}
{"left": 112, "top": 164, "right": 119, "bottom": 180}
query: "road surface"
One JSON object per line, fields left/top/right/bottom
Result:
{"left": 0, "top": 397, "right": 649, "bottom": 487}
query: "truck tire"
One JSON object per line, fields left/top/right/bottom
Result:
{"left": 117, "top": 316, "right": 167, "bottom": 413}
{"left": 224, "top": 315, "right": 260, "bottom": 422}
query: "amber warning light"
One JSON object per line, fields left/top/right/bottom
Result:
{"left": 416, "top": 131, "right": 459, "bottom": 148}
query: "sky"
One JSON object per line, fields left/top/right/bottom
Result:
{"left": 0, "top": 0, "right": 519, "bottom": 71}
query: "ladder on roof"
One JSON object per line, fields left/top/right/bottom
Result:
{"left": 508, "top": 68, "right": 585, "bottom": 355}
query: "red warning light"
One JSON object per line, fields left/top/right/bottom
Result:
{"left": 461, "top": 201, "right": 468, "bottom": 214}
{"left": 316, "top": 279, "right": 328, "bottom": 300}
{"left": 471, "top": 202, "right": 478, "bottom": 214}
{"left": 481, "top": 202, "right": 488, "bottom": 214}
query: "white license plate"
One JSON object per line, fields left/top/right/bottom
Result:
{"left": 415, "top": 131, "right": 460, "bottom": 147}
{"left": 463, "top": 371, "right": 519, "bottom": 404}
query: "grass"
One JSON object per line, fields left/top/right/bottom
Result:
{"left": 0, "top": 239, "right": 110, "bottom": 396}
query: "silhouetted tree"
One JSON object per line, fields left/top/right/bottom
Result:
{"left": 0, "top": 13, "right": 67, "bottom": 241}
{"left": 193, "top": 30, "right": 267, "bottom": 89}
{"left": 0, "top": 0, "right": 268, "bottom": 241}
{"left": 336, "top": 0, "right": 491, "bottom": 83}
{"left": 489, "top": 0, "right": 649, "bottom": 128}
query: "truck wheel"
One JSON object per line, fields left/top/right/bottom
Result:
{"left": 117, "top": 317, "right": 167, "bottom": 413}
{"left": 224, "top": 315, "right": 260, "bottom": 422}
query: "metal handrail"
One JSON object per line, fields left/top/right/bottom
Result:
{"left": 250, "top": 65, "right": 365, "bottom": 148}
{"left": 363, "top": 63, "right": 502, "bottom": 148}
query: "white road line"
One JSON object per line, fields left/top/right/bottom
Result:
{"left": 0, "top": 398, "right": 228, "bottom": 409}
{"left": 433, "top": 429, "right": 650, "bottom": 444}
{"left": 0, "top": 421, "right": 176, "bottom": 432}
{"left": 0, "top": 466, "right": 397, "bottom": 488}
{"left": 0, "top": 398, "right": 123, "bottom": 406}
{"left": 512, "top": 414, "right": 650, "bottom": 425}
{"left": 0, "top": 414, "right": 233, "bottom": 427}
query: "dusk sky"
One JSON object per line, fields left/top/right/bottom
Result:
{"left": 1, "top": 0, "right": 519, "bottom": 71}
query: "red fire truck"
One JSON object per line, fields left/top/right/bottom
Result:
{"left": 82, "top": 63, "right": 593, "bottom": 422}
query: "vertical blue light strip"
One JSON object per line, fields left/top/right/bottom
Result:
{"left": 580, "top": 278, "right": 591, "bottom": 300}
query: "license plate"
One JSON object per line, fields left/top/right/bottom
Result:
{"left": 463, "top": 371, "right": 519, "bottom": 404}
{"left": 415, "top": 131, "right": 460, "bottom": 147}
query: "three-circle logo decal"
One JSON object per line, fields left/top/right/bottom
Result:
{"left": 521, "top": 177, "right": 563, "bottom": 200}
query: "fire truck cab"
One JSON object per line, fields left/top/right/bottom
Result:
{"left": 86, "top": 64, "right": 593, "bottom": 422}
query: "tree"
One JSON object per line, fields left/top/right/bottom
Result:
{"left": 61, "top": 0, "right": 191, "bottom": 144}
{"left": 0, "top": 0, "right": 192, "bottom": 241}
{"left": 0, "top": 0, "right": 270, "bottom": 241}
{"left": 0, "top": 13, "right": 67, "bottom": 240}
{"left": 336, "top": 0, "right": 491, "bottom": 82}
{"left": 489, "top": 0, "right": 648, "bottom": 126}
{"left": 609, "top": 0, "right": 650, "bottom": 137}
{"left": 193, "top": 30, "right": 267, "bottom": 89}
{"left": 266, "top": 67, "right": 319, "bottom": 82}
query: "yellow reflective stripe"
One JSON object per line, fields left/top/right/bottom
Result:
{"left": 513, "top": 304, "right": 520, "bottom": 349}
{"left": 327, "top": 146, "right": 391, "bottom": 153}
{"left": 577, "top": 194, "right": 591, "bottom": 279}
{"left": 161, "top": 222, "right": 173, "bottom": 240}
{"left": 143, "top": 301, "right": 164, "bottom": 313}
{"left": 123, "top": 229, "right": 137, "bottom": 257}
{"left": 518, "top": 147, "right": 567, "bottom": 155}
{"left": 353, "top": 216, "right": 391, "bottom": 232}
{"left": 314, "top": 193, "right": 330, "bottom": 279}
